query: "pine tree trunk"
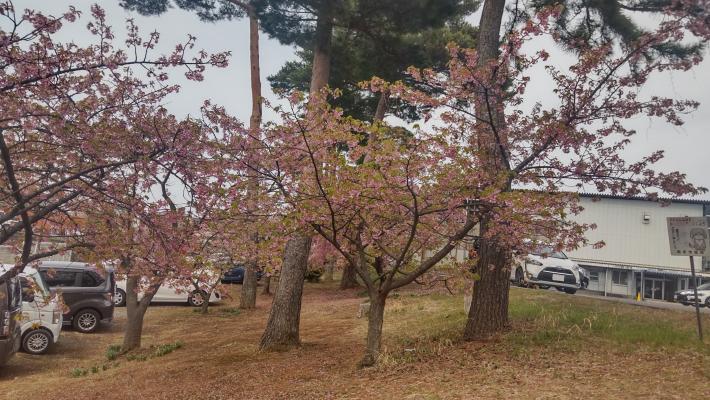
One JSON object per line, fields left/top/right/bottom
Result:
{"left": 240, "top": 263, "right": 257, "bottom": 309}
{"left": 461, "top": 0, "right": 511, "bottom": 340}
{"left": 259, "top": 234, "right": 312, "bottom": 350}
{"left": 122, "top": 276, "right": 156, "bottom": 351}
{"left": 373, "top": 89, "right": 390, "bottom": 122}
{"left": 463, "top": 237, "right": 511, "bottom": 340}
{"left": 261, "top": 275, "right": 271, "bottom": 295}
{"left": 309, "top": 1, "right": 333, "bottom": 92}
{"left": 246, "top": 5, "right": 262, "bottom": 132}
{"left": 340, "top": 263, "right": 359, "bottom": 289}
{"left": 359, "top": 293, "right": 386, "bottom": 367}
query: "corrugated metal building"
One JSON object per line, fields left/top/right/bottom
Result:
{"left": 567, "top": 194, "right": 710, "bottom": 300}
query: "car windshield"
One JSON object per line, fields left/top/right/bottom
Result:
{"left": 532, "top": 246, "right": 567, "bottom": 259}
{"left": 697, "top": 283, "right": 710, "bottom": 290}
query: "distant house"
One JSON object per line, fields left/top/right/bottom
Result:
{"left": 567, "top": 194, "right": 710, "bottom": 300}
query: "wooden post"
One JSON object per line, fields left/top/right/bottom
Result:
{"left": 689, "top": 256, "right": 704, "bottom": 341}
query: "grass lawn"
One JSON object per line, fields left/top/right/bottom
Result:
{"left": 1, "top": 283, "right": 709, "bottom": 399}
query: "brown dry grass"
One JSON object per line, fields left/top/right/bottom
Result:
{"left": 1, "top": 283, "right": 709, "bottom": 399}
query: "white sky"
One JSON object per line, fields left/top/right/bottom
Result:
{"left": 11, "top": 0, "right": 710, "bottom": 199}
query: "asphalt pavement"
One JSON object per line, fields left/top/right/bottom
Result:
{"left": 575, "top": 289, "right": 710, "bottom": 314}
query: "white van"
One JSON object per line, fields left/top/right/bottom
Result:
{"left": 18, "top": 267, "right": 62, "bottom": 354}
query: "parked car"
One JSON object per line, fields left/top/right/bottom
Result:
{"left": 220, "top": 265, "right": 264, "bottom": 284}
{"left": 674, "top": 282, "right": 710, "bottom": 307}
{"left": 37, "top": 261, "right": 115, "bottom": 333}
{"left": 114, "top": 279, "right": 221, "bottom": 307}
{"left": 510, "top": 245, "right": 581, "bottom": 294}
{"left": 19, "top": 267, "right": 62, "bottom": 354}
{"left": 0, "top": 266, "right": 22, "bottom": 366}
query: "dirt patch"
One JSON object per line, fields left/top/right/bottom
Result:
{"left": 1, "top": 284, "right": 709, "bottom": 399}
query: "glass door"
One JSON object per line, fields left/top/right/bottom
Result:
{"left": 644, "top": 278, "right": 665, "bottom": 300}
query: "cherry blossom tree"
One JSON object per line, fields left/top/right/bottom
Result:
{"left": 0, "top": 1, "right": 228, "bottom": 274}
{"left": 379, "top": 2, "right": 710, "bottom": 340}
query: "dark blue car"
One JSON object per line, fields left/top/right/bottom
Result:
{"left": 220, "top": 265, "right": 264, "bottom": 284}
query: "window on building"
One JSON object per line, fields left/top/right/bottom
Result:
{"left": 612, "top": 270, "right": 628, "bottom": 286}
{"left": 589, "top": 271, "right": 600, "bottom": 282}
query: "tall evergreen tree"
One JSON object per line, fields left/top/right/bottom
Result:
{"left": 120, "top": 0, "right": 264, "bottom": 310}
{"left": 463, "top": 0, "right": 708, "bottom": 340}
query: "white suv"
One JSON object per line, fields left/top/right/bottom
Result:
{"left": 674, "top": 282, "right": 710, "bottom": 307}
{"left": 510, "top": 246, "right": 582, "bottom": 294}
{"left": 19, "top": 267, "right": 62, "bottom": 355}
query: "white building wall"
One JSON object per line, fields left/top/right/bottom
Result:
{"left": 567, "top": 197, "right": 704, "bottom": 271}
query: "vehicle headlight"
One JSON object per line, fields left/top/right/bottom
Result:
{"left": 52, "top": 310, "right": 61, "bottom": 325}
{"left": 526, "top": 258, "right": 543, "bottom": 266}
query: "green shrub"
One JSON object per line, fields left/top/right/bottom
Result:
{"left": 70, "top": 368, "right": 88, "bottom": 377}
{"left": 153, "top": 341, "right": 183, "bottom": 357}
{"left": 218, "top": 307, "right": 241, "bottom": 316}
{"left": 106, "top": 344, "right": 122, "bottom": 361}
{"left": 305, "top": 269, "right": 323, "bottom": 283}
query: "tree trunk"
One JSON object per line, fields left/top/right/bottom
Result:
{"left": 259, "top": 234, "right": 312, "bottom": 350}
{"left": 261, "top": 275, "right": 271, "bottom": 295}
{"left": 122, "top": 276, "right": 156, "bottom": 351}
{"left": 461, "top": 0, "right": 511, "bottom": 340}
{"left": 309, "top": 1, "right": 333, "bottom": 93}
{"left": 240, "top": 262, "right": 258, "bottom": 309}
{"left": 463, "top": 237, "right": 511, "bottom": 340}
{"left": 200, "top": 289, "right": 212, "bottom": 314}
{"left": 373, "top": 89, "right": 390, "bottom": 122}
{"left": 247, "top": 5, "right": 262, "bottom": 133}
{"left": 340, "top": 263, "right": 359, "bottom": 289}
{"left": 359, "top": 293, "right": 386, "bottom": 367}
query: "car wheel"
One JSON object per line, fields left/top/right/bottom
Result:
{"left": 188, "top": 290, "right": 207, "bottom": 307}
{"left": 538, "top": 285, "right": 549, "bottom": 290}
{"left": 73, "top": 309, "right": 100, "bottom": 333}
{"left": 22, "top": 329, "right": 52, "bottom": 355}
{"left": 564, "top": 288, "right": 577, "bottom": 295}
{"left": 114, "top": 288, "right": 127, "bottom": 307}
{"left": 514, "top": 268, "right": 525, "bottom": 286}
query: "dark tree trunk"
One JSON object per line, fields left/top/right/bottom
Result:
{"left": 240, "top": 262, "right": 258, "bottom": 309}
{"left": 122, "top": 276, "right": 157, "bottom": 351}
{"left": 463, "top": 237, "right": 511, "bottom": 340}
{"left": 461, "top": 0, "right": 511, "bottom": 340}
{"left": 340, "top": 263, "right": 359, "bottom": 289}
{"left": 259, "top": 234, "right": 312, "bottom": 350}
{"left": 309, "top": 1, "right": 333, "bottom": 93}
{"left": 261, "top": 275, "right": 271, "bottom": 295}
{"left": 359, "top": 293, "right": 386, "bottom": 368}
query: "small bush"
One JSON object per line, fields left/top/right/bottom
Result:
{"left": 126, "top": 353, "right": 148, "bottom": 362}
{"left": 305, "top": 269, "right": 323, "bottom": 283}
{"left": 70, "top": 368, "right": 88, "bottom": 377}
{"left": 90, "top": 366, "right": 99, "bottom": 374}
{"left": 218, "top": 307, "right": 241, "bottom": 316}
{"left": 153, "top": 341, "right": 183, "bottom": 357}
{"left": 106, "top": 344, "right": 122, "bottom": 361}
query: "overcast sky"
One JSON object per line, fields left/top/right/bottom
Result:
{"left": 12, "top": 1, "right": 710, "bottom": 199}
